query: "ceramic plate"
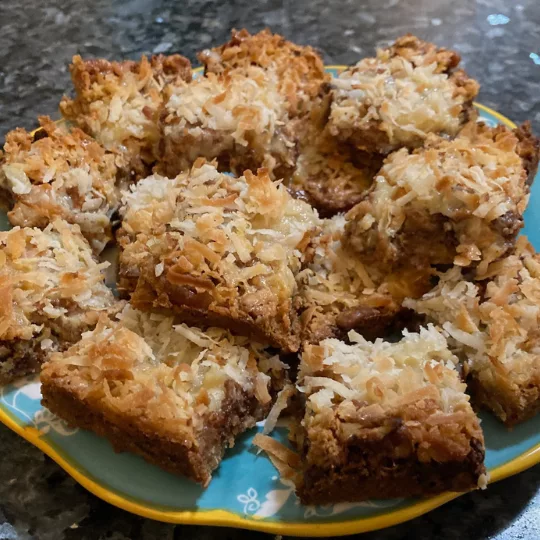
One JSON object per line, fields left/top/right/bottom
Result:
{"left": 1, "top": 67, "right": 540, "bottom": 537}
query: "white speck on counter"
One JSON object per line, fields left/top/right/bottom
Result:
{"left": 153, "top": 42, "right": 172, "bottom": 53}
{"left": 358, "top": 13, "right": 376, "bottom": 25}
{"left": 487, "top": 27, "right": 506, "bottom": 38}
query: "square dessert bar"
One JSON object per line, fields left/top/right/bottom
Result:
{"left": 60, "top": 53, "right": 192, "bottom": 177}
{"left": 405, "top": 236, "right": 540, "bottom": 426}
{"left": 0, "top": 116, "right": 118, "bottom": 253}
{"left": 328, "top": 34, "right": 479, "bottom": 154}
{"left": 198, "top": 28, "right": 329, "bottom": 118}
{"left": 295, "top": 215, "right": 431, "bottom": 344}
{"left": 295, "top": 325, "right": 486, "bottom": 504}
{"left": 159, "top": 66, "right": 296, "bottom": 178}
{"left": 0, "top": 220, "right": 118, "bottom": 384}
{"left": 118, "top": 160, "right": 320, "bottom": 353}
{"left": 344, "top": 123, "right": 538, "bottom": 273}
{"left": 41, "top": 305, "right": 286, "bottom": 486}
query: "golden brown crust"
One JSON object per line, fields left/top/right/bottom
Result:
{"left": 405, "top": 237, "right": 540, "bottom": 426}
{"left": 41, "top": 376, "right": 268, "bottom": 486}
{"left": 60, "top": 54, "right": 191, "bottom": 178}
{"left": 387, "top": 34, "right": 462, "bottom": 72}
{"left": 344, "top": 123, "right": 530, "bottom": 274}
{"left": 328, "top": 34, "right": 479, "bottom": 154}
{"left": 66, "top": 55, "right": 192, "bottom": 92}
{"left": 118, "top": 162, "right": 320, "bottom": 352}
{"left": 0, "top": 117, "right": 119, "bottom": 253}
{"left": 198, "top": 28, "right": 329, "bottom": 117}
{"left": 295, "top": 327, "right": 486, "bottom": 503}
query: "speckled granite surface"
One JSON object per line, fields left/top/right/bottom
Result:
{"left": 1, "top": 0, "right": 539, "bottom": 538}
{"left": 1, "top": 0, "right": 540, "bottom": 138}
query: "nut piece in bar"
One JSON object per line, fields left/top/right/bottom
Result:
{"left": 328, "top": 34, "right": 479, "bottom": 154}
{"left": 405, "top": 236, "right": 540, "bottom": 426}
{"left": 0, "top": 117, "right": 118, "bottom": 253}
{"left": 295, "top": 325, "right": 487, "bottom": 504}
{"left": 198, "top": 28, "right": 329, "bottom": 118}
{"left": 0, "top": 220, "right": 118, "bottom": 384}
{"left": 118, "top": 160, "right": 320, "bottom": 353}
{"left": 41, "top": 305, "right": 286, "bottom": 486}
{"left": 159, "top": 66, "right": 296, "bottom": 178}
{"left": 344, "top": 123, "right": 534, "bottom": 274}
{"left": 295, "top": 215, "right": 432, "bottom": 344}
{"left": 60, "top": 54, "right": 192, "bottom": 178}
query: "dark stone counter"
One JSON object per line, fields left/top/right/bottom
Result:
{"left": 1, "top": 1, "right": 539, "bottom": 538}
{"left": 1, "top": 0, "right": 540, "bottom": 139}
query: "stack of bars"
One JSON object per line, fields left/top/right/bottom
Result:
{"left": 1, "top": 28, "right": 539, "bottom": 504}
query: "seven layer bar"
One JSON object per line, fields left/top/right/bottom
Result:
{"left": 0, "top": 220, "right": 118, "bottom": 383}
{"left": 295, "top": 325, "right": 487, "bottom": 504}
{"left": 41, "top": 304, "right": 286, "bottom": 486}
{"left": 118, "top": 160, "right": 320, "bottom": 352}
{"left": 405, "top": 236, "right": 540, "bottom": 426}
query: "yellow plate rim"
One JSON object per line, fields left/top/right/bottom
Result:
{"left": 2, "top": 66, "right": 532, "bottom": 537}
{"left": 2, "top": 405, "right": 539, "bottom": 537}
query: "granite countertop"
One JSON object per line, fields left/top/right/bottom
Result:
{"left": 1, "top": 0, "right": 539, "bottom": 538}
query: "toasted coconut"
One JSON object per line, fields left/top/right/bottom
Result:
{"left": 46, "top": 304, "right": 283, "bottom": 415}
{"left": 263, "top": 383, "right": 295, "bottom": 435}
{"left": 253, "top": 433, "right": 301, "bottom": 482}
{"left": 60, "top": 54, "right": 192, "bottom": 177}
{"left": 0, "top": 117, "right": 118, "bottom": 253}
{"left": 299, "top": 325, "right": 470, "bottom": 413}
{"left": 405, "top": 236, "right": 540, "bottom": 426}
{"left": 329, "top": 34, "right": 479, "bottom": 154}
{"left": 199, "top": 28, "right": 328, "bottom": 117}
{"left": 118, "top": 160, "right": 320, "bottom": 352}
{"left": 344, "top": 123, "right": 530, "bottom": 273}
